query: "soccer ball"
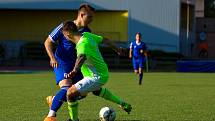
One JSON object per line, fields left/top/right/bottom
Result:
{"left": 99, "top": 107, "right": 116, "bottom": 121}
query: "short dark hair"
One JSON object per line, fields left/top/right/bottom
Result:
{"left": 62, "top": 20, "right": 78, "bottom": 33}
{"left": 78, "top": 3, "right": 95, "bottom": 13}
{"left": 136, "top": 32, "right": 142, "bottom": 37}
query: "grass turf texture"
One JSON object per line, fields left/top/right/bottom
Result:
{"left": 1, "top": 72, "right": 215, "bottom": 121}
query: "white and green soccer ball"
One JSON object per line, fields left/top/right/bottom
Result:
{"left": 99, "top": 107, "right": 116, "bottom": 121}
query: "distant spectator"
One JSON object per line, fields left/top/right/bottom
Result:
{"left": 198, "top": 41, "right": 208, "bottom": 58}
{"left": 198, "top": 31, "right": 208, "bottom": 58}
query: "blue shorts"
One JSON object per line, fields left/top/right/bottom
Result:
{"left": 54, "top": 62, "right": 83, "bottom": 85}
{"left": 132, "top": 57, "right": 146, "bottom": 70}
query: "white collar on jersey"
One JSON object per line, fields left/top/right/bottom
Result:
{"left": 136, "top": 41, "right": 141, "bottom": 45}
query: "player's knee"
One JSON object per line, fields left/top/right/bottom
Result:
{"left": 134, "top": 71, "right": 139, "bottom": 74}
{"left": 92, "top": 88, "right": 102, "bottom": 96}
{"left": 59, "top": 79, "right": 72, "bottom": 88}
{"left": 67, "top": 86, "right": 78, "bottom": 102}
{"left": 139, "top": 70, "right": 143, "bottom": 74}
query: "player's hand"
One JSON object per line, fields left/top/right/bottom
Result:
{"left": 140, "top": 50, "right": 143, "bottom": 53}
{"left": 64, "top": 70, "right": 77, "bottom": 79}
{"left": 50, "top": 58, "right": 58, "bottom": 68}
{"left": 129, "top": 54, "right": 132, "bottom": 59}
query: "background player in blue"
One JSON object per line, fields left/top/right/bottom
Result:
{"left": 44, "top": 3, "right": 95, "bottom": 121}
{"left": 129, "top": 32, "right": 147, "bottom": 85}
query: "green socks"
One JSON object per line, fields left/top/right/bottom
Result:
{"left": 67, "top": 88, "right": 123, "bottom": 120}
{"left": 99, "top": 88, "right": 122, "bottom": 105}
{"left": 67, "top": 101, "right": 78, "bottom": 120}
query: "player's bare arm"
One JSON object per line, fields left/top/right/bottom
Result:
{"left": 144, "top": 50, "right": 148, "bottom": 57}
{"left": 44, "top": 37, "right": 58, "bottom": 68}
{"left": 65, "top": 54, "right": 86, "bottom": 79}
{"left": 129, "top": 49, "right": 132, "bottom": 58}
{"left": 102, "top": 37, "right": 125, "bottom": 55}
{"left": 73, "top": 54, "right": 87, "bottom": 72}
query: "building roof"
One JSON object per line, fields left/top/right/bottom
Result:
{"left": 0, "top": 0, "right": 196, "bottom": 10}
{"left": 0, "top": 0, "right": 85, "bottom": 10}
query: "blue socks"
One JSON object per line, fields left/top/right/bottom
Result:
{"left": 51, "top": 86, "right": 69, "bottom": 112}
{"left": 139, "top": 73, "right": 143, "bottom": 85}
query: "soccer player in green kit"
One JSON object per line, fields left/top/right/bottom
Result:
{"left": 62, "top": 20, "right": 132, "bottom": 121}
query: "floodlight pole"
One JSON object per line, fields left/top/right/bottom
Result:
{"left": 186, "top": 0, "right": 191, "bottom": 56}
{"left": 186, "top": 0, "right": 190, "bottom": 41}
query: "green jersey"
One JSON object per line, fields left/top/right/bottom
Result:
{"left": 76, "top": 32, "right": 109, "bottom": 84}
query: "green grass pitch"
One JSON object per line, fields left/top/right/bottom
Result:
{"left": 1, "top": 71, "right": 215, "bottom": 121}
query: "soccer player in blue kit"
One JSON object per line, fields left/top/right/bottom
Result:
{"left": 43, "top": 4, "right": 95, "bottom": 121}
{"left": 129, "top": 32, "right": 147, "bottom": 85}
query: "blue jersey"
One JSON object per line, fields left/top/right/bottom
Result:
{"left": 49, "top": 23, "right": 91, "bottom": 64}
{"left": 130, "top": 41, "right": 147, "bottom": 58}
{"left": 49, "top": 23, "right": 91, "bottom": 84}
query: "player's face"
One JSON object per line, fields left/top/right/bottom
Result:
{"left": 81, "top": 10, "right": 94, "bottom": 26}
{"left": 136, "top": 34, "right": 141, "bottom": 42}
{"left": 63, "top": 31, "right": 73, "bottom": 41}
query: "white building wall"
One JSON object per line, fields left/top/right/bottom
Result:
{"left": 85, "top": 0, "right": 181, "bottom": 52}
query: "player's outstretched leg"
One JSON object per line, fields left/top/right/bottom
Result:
{"left": 44, "top": 117, "right": 57, "bottom": 121}
{"left": 120, "top": 102, "right": 132, "bottom": 114}
{"left": 46, "top": 95, "right": 54, "bottom": 108}
{"left": 92, "top": 88, "right": 132, "bottom": 114}
{"left": 139, "top": 73, "right": 143, "bottom": 85}
{"left": 67, "top": 101, "right": 79, "bottom": 121}
{"left": 46, "top": 93, "right": 85, "bottom": 120}
{"left": 67, "top": 85, "right": 80, "bottom": 121}
{"left": 44, "top": 86, "right": 69, "bottom": 120}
